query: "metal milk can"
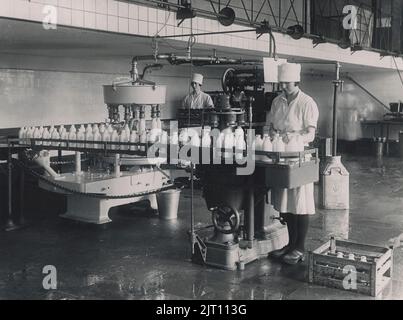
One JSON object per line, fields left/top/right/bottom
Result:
{"left": 319, "top": 155, "right": 349, "bottom": 209}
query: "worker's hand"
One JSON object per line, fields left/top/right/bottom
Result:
{"left": 268, "top": 126, "right": 277, "bottom": 140}
{"left": 281, "top": 133, "right": 290, "bottom": 144}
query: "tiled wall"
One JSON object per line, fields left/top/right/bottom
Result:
{"left": 0, "top": 52, "right": 224, "bottom": 128}
{"left": 0, "top": 0, "right": 267, "bottom": 51}
{"left": 2, "top": 0, "right": 403, "bottom": 71}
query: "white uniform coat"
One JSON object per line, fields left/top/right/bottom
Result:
{"left": 267, "top": 89, "right": 319, "bottom": 215}
{"left": 182, "top": 91, "right": 214, "bottom": 109}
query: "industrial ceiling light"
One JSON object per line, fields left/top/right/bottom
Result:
{"left": 256, "top": 20, "right": 271, "bottom": 39}
{"left": 286, "top": 24, "right": 304, "bottom": 40}
{"left": 337, "top": 32, "right": 351, "bottom": 49}
{"left": 176, "top": 0, "right": 196, "bottom": 27}
{"left": 218, "top": 7, "right": 236, "bottom": 26}
{"left": 337, "top": 38, "right": 350, "bottom": 49}
{"left": 351, "top": 43, "right": 363, "bottom": 52}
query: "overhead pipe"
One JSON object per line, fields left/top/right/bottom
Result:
{"left": 131, "top": 53, "right": 261, "bottom": 71}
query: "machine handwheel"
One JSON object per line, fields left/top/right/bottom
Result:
{"left": 211, "top": 206, "right": 240, "bottom": 234}
{"left": 221, "top": 68, "right": 236, "bottom": 94}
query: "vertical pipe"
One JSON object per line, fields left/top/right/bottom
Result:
{"left": 6, "top": 142, "right": 16, "bottom": 230}
{"left": 19, "top": 153, "right": 25, "bottom": 225}
{"left": 332, "top": 63, "right": 341, "bottom": 156}
{"left": 246, "top": 176, "right": 254, "bottom": 244}
{"left": 332, "top": 83, "right": 338, "bottom": 156}
{"left": 114, "top": 154, "right": 121, "bottom": 177}
{"left": 190, "top": 164, "right": 195, "bottom": 255}
{"left": 57, "top": 149, "right": 62, "bottom": 174}
{"left": 75, "top": 152, "right": 82, "bottom": 174}
{"left": 304, "top": 0, "right": 308, "bottom": 33}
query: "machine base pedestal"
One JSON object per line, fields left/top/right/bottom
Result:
{"left": 60, "top": 194, "right": 157, "bottom": 224}
{"left": 203, "top": 223, "right": 288, "bottom": 270}
{"left": 38, "top": 169, "right": 168, "bottom": 224}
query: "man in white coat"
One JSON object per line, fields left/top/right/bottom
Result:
{"left": 182, "top": 73, "right": 214, "bottom": 109}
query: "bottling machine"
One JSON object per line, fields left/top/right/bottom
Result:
{"left": 181, "top": 65, "right": 319, "bottom": 270}
{"left": 16, "top": 62, "right": 174, "bottom": 224}
{"left": 187, "top": 67, "right": 284, "bottom": 270}
{"left": 9, "top": 54, "right": 319, "bottom": 271}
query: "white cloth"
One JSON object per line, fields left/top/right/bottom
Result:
{"left": 267, "top": 89, "right": 319, "bottom": 215}
{"left": 182, "top": 91, "right": 214, "bottom": 109}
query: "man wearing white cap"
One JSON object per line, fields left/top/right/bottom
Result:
{"left": 182, "top": 73, "right": 214, "bottom": 109}
{"left": 266, "top": 62, "right": 319, "bottom": 265}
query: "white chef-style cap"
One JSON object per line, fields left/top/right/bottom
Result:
{"left": 278, "top": 63, "right": 301, "bottom": 82}
{"left": 191, "top": 73, "right": 204, "bottom": 85}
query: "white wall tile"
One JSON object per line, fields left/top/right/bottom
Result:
{"left": 58, "top": 7, "right": 72, "bottom": 25}
{"left": 205, "top": 34, "right": 212, "bottom": 44}
{"left": 196, "top": 17, "right": 205, "bottom": 31}
{"left": 248, "top": 39, "right": 256, "bottom": 51}
{"left": 148, "top": 22, "right": 157, "bottom": 36}
{"left": 42, "top": 0, "right": 58, "bottom": 6}
{"left": 166, "top": 25, "right": 174, "bottom": 37}
{"left": 128, "top": 3, "right": 138, "bottom": 20}
{"left": 71, "top": 9, "right": 84, "bottom": 27}
{"left": 84, "top": 0, "right": 95, "bottom": 12}
{"left": 118, "top": 17, "right": 128, "bottom": 33}
{"left": 204, "top": 19, "right": 211, "bottom": 32}
{"left": 95, "top": 0, "right": 107, "bottom": 14}
{"left": 107, "top": 0, "right": 117, "bottom": 16}
{"left": 257, "top": 40, "right": 268, "bottom": 52}
{"left": 167, "top": 11, "right": 175, "bottom": 26}
{"left": 148, "top": 7, "right": 157, "bottom": 23}
{"left": 173, "top": 25, "right": 181, "bottom": 36}
{"left": 96, "top": 13, "right": 107, "bottom": 30}
{"left": 30, "top": 2, "right": 45, "bottom": 21}
{"left": 58, "top": 0, "right": 72, "bottom": 8}
{"left": 0, "top": 0, "right": 12, "bottom": 17}
{"left": 108, "top": 15, "right": 118, "bottom": 31}
{"left": 138, "top": 5, "right": 147, "bottom": 21}
{"left": 71, "top": 0, "right": 83, "bottom": 10}
{"left": 129, "top": 19, "right": 138, "bottom": 34}
{"left": 157, "top": 8, "right": 166, "bottom": 24}
{"left": 118, "top": 1, "right": 128, "bottom": 18}
{"left": 138, "top": 20, "right": 148, "bottom": 35}
{"left": 84, "top": 11, "right": 95, "bottom": 28}
{"left": 197, "top": 35, "right": 205, "bottom": 44}
{"left": 14, "top": 0, "right": 30, "bottom": 20}
{"left": 156, "top": 24, "right": 166, "bottom": 36}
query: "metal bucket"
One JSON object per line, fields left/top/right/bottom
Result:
{"left": 157, "top": 189, "right": 181, "bottom": 220}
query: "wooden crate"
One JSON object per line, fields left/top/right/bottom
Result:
{"left": 308, "top": 239, "right": 393, "bottom": 297}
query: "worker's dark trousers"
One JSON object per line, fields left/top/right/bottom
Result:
{"left": 280, "top": 212, "right": 309, "bottom": 252}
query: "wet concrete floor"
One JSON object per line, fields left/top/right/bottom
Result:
{"left": 0, "top": 154, "right": 403, "bottom": 300}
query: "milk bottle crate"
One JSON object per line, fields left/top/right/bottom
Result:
{"left": 308, "top": 239, "right": 393, "bottom": 297}
{"left": 256, "top": 148, "right": 319, "bottom": 189}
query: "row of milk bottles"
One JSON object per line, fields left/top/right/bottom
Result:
{"left": 19, "top": 123, "right": 304, "bottom": 158}
{"left": 176, "top": 127, "right": 304, "bottom": 161}
{"left": 255, "top": 132, "right": 305, "bottom": 160}
{"left": 19, "top": 118, "right": 165, "bottom": 152}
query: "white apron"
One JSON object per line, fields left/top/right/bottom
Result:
{"left": 267, "top": 90, "right": 319, "bottom": 215}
